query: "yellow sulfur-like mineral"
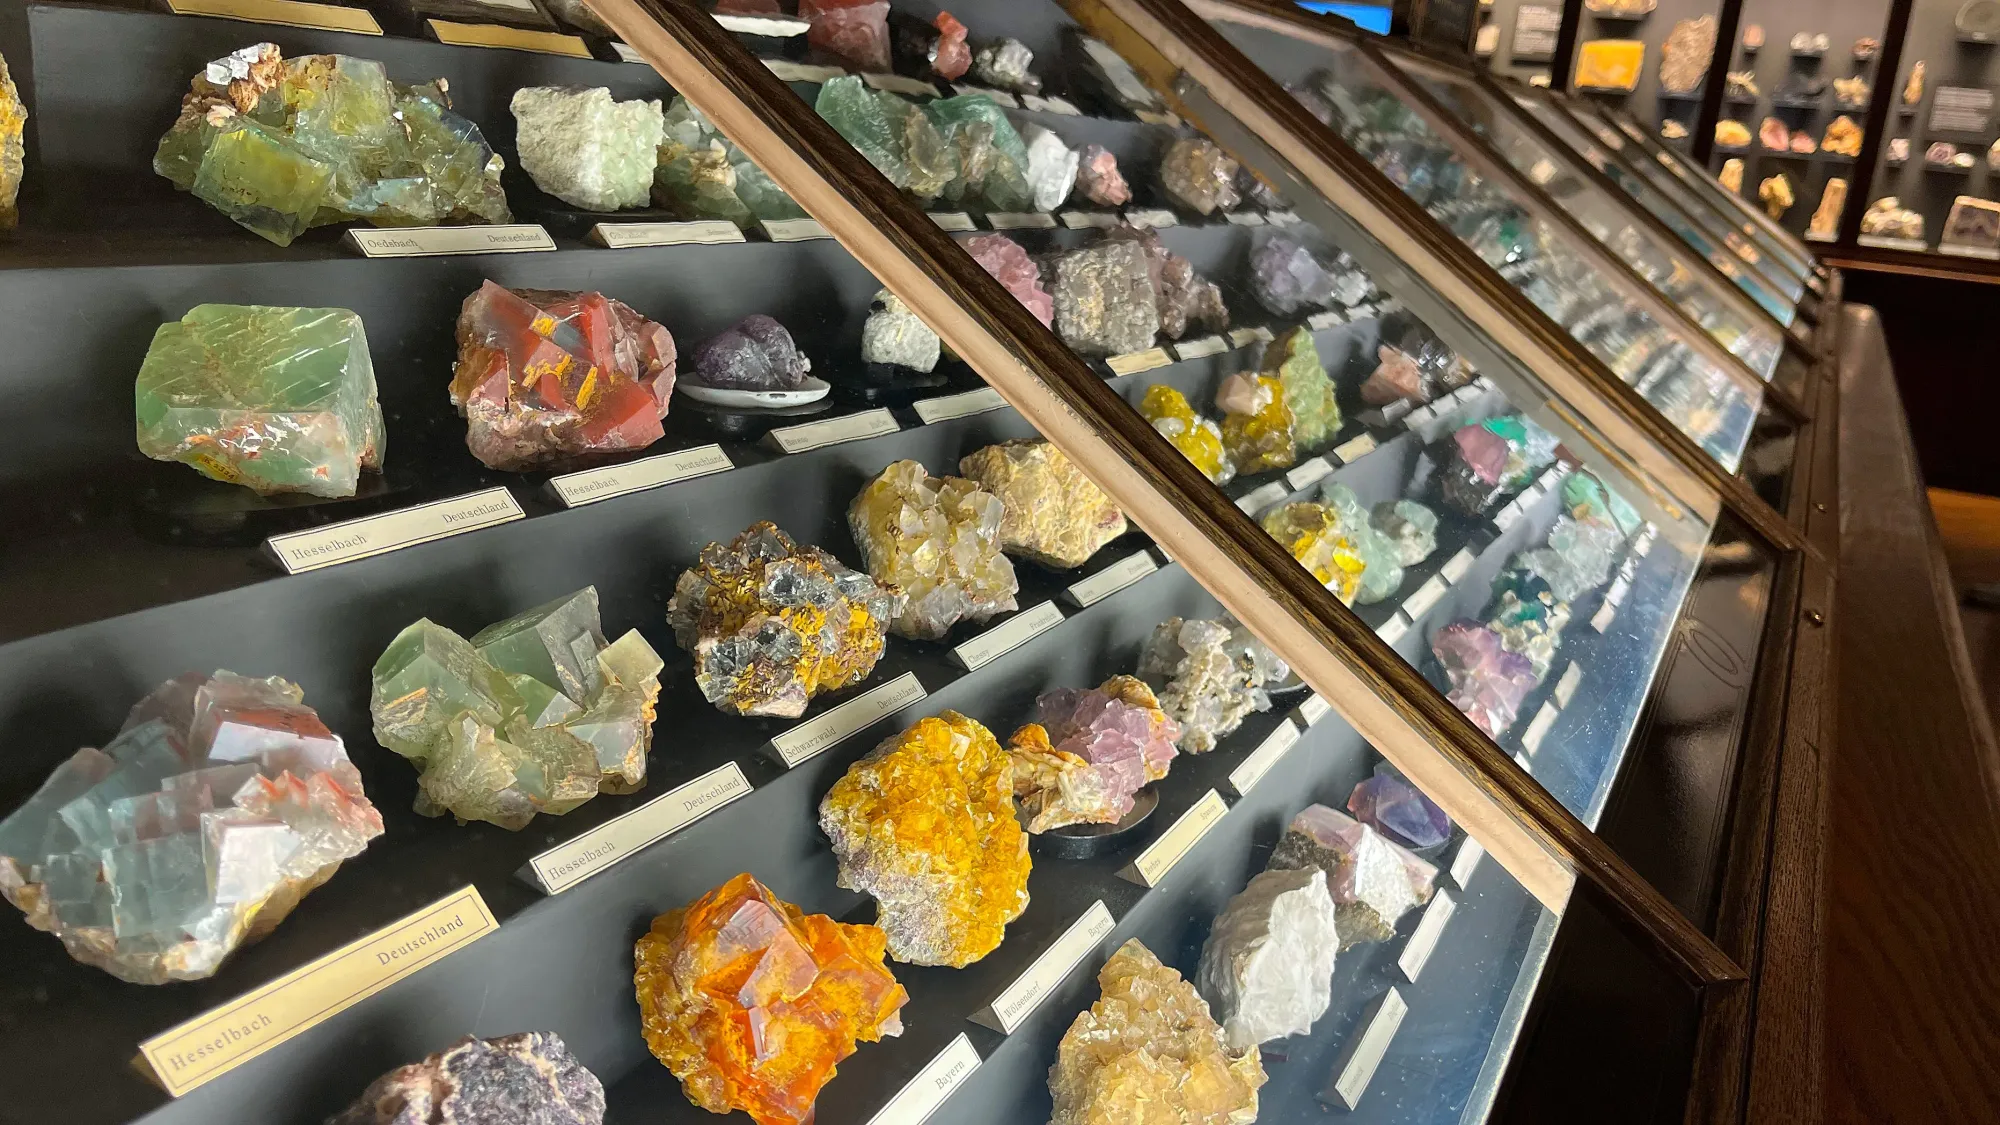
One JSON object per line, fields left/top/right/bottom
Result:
{"left": 958, "top": 439, "right": 1128, "bottom": 569}
{"left": 1260, "top": 502, "right": 1365, "bottom": 604}
{"left": 1216, "top": 372, "right": 1296, "bottom": 474}
{"left": 0, "top": 53, "right": 24, "bottom": 227}
{"left": 848, "top": 460, "right": 1019, "bottom": 640}
{"left": 1140, "top": 384, "right": 1234, "bottom": 485}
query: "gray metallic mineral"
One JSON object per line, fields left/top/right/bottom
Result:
{"left": 1051, "top": 239, "right": 1160, "bottom": 356}
{"left": 1196, "top": 867, "right": 1339, "bottom": 1050}
{"left": 327, "top": 1032, "right": 605, "bottom": 1125}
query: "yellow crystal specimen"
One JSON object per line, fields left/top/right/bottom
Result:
{"left": 1575, "top": 40, "right": 1645, "bottom": 91}
{"left": 635, "top": 873, "right": 908, "bottom": 1125}
{"left": 1050, "top": 939, "right": 1266, "bottom": 1125}
{"left": 1140, "top": 384, "right": 1234, "bottom": 485}
{"left": 1261, "top": 328, "right": 1340, "bottom": 451}
{"left": 1260, "top": 502, "right": 1365, "bottom": 604}
{"left": 848, "top": 460, "right": 1019, "bottom": 640}
{"left": 958, "top": 439, "right": 1128, "bottom": 569}
{"left": 820, "top": 712, "right": 1031, "bottom": 966}
{"left": 1006, "top": 722, "right": 1122, "bottom": 832}
{"left": 0, "top": 53, "right": 24, "bottom": 227}
{"left": 1217, "top": 373, "right": 1297, "bottom": 474}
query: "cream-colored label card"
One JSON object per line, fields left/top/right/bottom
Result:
{"left": 929, "top": 211, "right": 977, "bottom": 232}
{"left": 1298, "top": 692, "right": 1332, "bottom": 727}
{"left": 426, "top": 20, "right": 590, "bottom": 55}
{"left": 865, "top": 1033, "right": 980, "bottom": 1125}
{"left": 715, "top": 11, "right": 809, "bottom": 35}
{"left": 767, "top": 408, "right": 899, "bottom": 454}
{"left": 770, "top": 672, "right": 926, "bottom": 767}
{"left": 1173, "top": 335, "right": 1229, "bottom": 360}
{"left": 1060, "top": 210, "right": 1122, "bottom": 229}
{"left": 1227, "top": 719, "right": 1301, "bottom": 796}
{"left": 1494, "top": 500, "right": 1524, "bottom": 532}
{"left": 590, "top": 220, "right": 744, "bottom": 248}
{"left": 1327, "top": 987, "right": 1406, "bottom": 1109}
{"left": 1375, "top": 613, "right": 1410, "bottom": 646}
{"left": 863, "top": 72, "right": 940, "bottom": 98}
{"left": 914, "top": 387, "right": 1005, "bottom": 424}
{"left": 1234, "top": 480, "right": 1288, "bottom": 515}
{"left": 167, "top": 0, "right": 382, "bottom": 33}
{"left": 524, "top": 763, "right": 752, "bottom": 894}
{"left": 1441, "top": 548, "right": 1476, "bottom": 585}
{"left": 986, "top": 211, "right": 1057, "bottom": 230}
{"left": 1553, "top": 662, "right": 1583, "bottom": 709}
{"left": 1135, "top": 109, "right": 1181, "bottom": 127}
{"left": 1402, "top": 575, "right": 1449, "bottom": 620}
{"left": 953, "top": 601, "right": 1064, "bottom": 670}
{"left": 971, "top": 901, "right": 1116, "bottom": 1034}
{"left": 1066, "top": 551, "right": 1158, "bottom": 608}
{"left": 763, "top": 59, "right": 846, "bottom": 83}
{"left": 1520, "top": 701, "right": 1559, "bottom": 757}
{"left": 1121, "top": 790, "right": 1227, "bottom": 887}
{"left": 137, "top": 887, "right": 495, "bottom": 1096}
{"left": 1591, "top": 599, "right": 1618, "bottom": 633}
{"left": 1451, "top": 838, "right": 1484, "bottom": 887}
{"left": 761, "top": 218, "right": 832, "bottom": 242}
{"left": 1307, "top": 309, "right": 1346, "bottom": 330}
{"left": 1332, "top": 433, "right": 1378, "bottom": 464}
{"left": 1605, "top": 575, "right": 1631, "bottom": 608}
{"left": 1123, "top": 208, "right": 1178, "bottom": 228}
{"left": 266, "top": 488, "right": 523, "bottom": 574}
{"left": 1285, "top": 457, "right": 1333, "bottom": 491}
{"left": 1105, "top": 347, "right": 1173, "bottom": 375}
{"left": 1398, "top": 890, "right": 1455, "bottom": 982}
{"left": 1228, "top": 325, "right": 1276, "bottom": 347}
{"left": 346, "top": 224, "right": 554, "bottom": 257}
{"left": 549, "top": 444, "right": 732, "bottom": 507}
{"left": 1225, "top": 211, "right": 1266, "bottom": 226}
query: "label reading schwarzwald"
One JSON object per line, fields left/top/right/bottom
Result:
{"left": 523, "top": 763, "right": 753, "bottom": 893}
{"left": 952, "top": 601, "right": 1064, "bottom": 670}
{"left": 1065, "top": 551, "right": 1158, "bottom": 608}
{"left": 865, "top": 1034, "right": 981, "bottom": 1125}
{"left": 590, "top": 220, "right": 744, "bottom": 248}
{"left": 346, "top": 224, "right": 555, "bottom": 257}
{"left": 136, "top": 886, "right": 495, "bottom": 1096}
{"left": 167, "top": 0, "right": 382, "bottom": 33}
{"left": 971, "top": 901, "right": 1115, "bottom": 1034}
{"left": 1122, "top": 790, "right": 1227, "bottom": 887}
{"left": 549, "top": 444, "right": 732, "bottom": 507}
{"left": 766, "top": 408, "right": 899, "bottom": 454}
{"left": 265, "top": 488, "right": 524, "bottom": 574}
{"left": 770, "top": 673, "right": 926, "bottom": 767}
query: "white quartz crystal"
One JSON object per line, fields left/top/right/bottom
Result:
{"left": 1021, "top": 124, "right": 1080, "bottom": 212}
{"left": 510, "top": 86, "right": 664, "bottom": 212}
{"left": 1196, "top": 866, "right": 1339, "bottom": 1050}
{"left": 860, "top": 289, "right": 941, "bottom": 371}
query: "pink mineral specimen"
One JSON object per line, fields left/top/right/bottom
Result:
{"left": 966, "top": 233, "right": 1055, "bottom": 326}
{"left": 801, "top": 0, "right": 891, "bottom": 72}
{"left": 1452, "top": 424, "right": 1510, "bottom": 485}
{"left": 1360, "top": 345, "right": 1428, "bottom": 406}
{"left": 1075, "top": 144, "right": 1131, "bottom": 207}
{"left": 1431, "top": 620, "right": 1538, "bottom": 740}
{"left": 932, "top": 12, "right": 971, "bottom": 80}
{"left": 1027, "top": 675, "right": 1180, "bottom": 818}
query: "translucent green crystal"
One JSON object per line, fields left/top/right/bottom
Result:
{"left": 926, "top": 95, "right": 1033, "bottom": 212}
{"left": 1261, "top": 328, "right": 1341, "bottom": 451}
{"left": 653, "top": 96, "right": 805, "bottom": 227}
{"left": 815, "top": 76, "right": 956, "bottom": 201}
{"left": 1322, "top": 482, "right": 1401, "bottom": 605}
{"left": 134, "top": 304, "right": 384, "bottom": 498}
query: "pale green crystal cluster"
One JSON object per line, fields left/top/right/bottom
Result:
{"left": 155, "top": 43, "right": 510, "bottom": 246}
{"left": 135, "top": 304, "right": 384, "bottom": 498}
{"left": 511, "top": 86, "right": 662, "bottom": 212}
{"left": 371, "top": 588, "right": 663, "bottom": 830}
{"left": 816, "top": 79, "right": 1034, "bottom": 211}
{"left": 654, "top": 96, "right": 806, "bottom": 227}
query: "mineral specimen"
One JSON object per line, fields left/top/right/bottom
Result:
{"left": 1021, "top": 124, "right": 1080, "bottom": 211}
{"left": 1822, "top": 115, "right": 1863, "bottom": 156}
{"left": 0, "top": 672, "right": 383, "bottom": 983}
{"left": 450, "top": 282, "right": 675, "bottom": 470}
{"left": 1944, "top": 195, "right": 2000, "bottom": 249}
{"left": 1759, "top": 172, "right": 1794, "bottom": 219}
{"left": 1019, "top": 676, "right": 1180, "bottom": 820}
{"left": 1159, "top": 138, "right": 1242, "bottom": 215}
{"left": 154, "top": 44, "right": 509, "bottom": 246}
{"left": 0, "top": 52, "right": 22, "bottom": 227}
{"left": 1432, "top": 619, "right": 1537, "bottom": 739}
{"left": 973, "top": 37, "right": 1041, "bottom": 94}
{"left": 635, "top": 874, "right": 907, "bottom": 1125}
{"left": 1196, "top": 867, "right": 1338, "bottom": 1050}
{"left": 1487, "top": 570, "right": 1570, "bottom": 681}
{"left": 1517, "top": 514, "right": 1622, "bottom": 601}
{"left": 1726, "top": 71, "right": 1758, "bottom": 98}
{"left": 1853, "top": 35, "right": 1880, "bottom": 59}
{"left": 1720, "top": 158, "right": 1745, "bottom": 194}
{"left": 655, "top": 96, "right": 806, "bottom": 228}
{"left": 1050, "top": 940, "right": 1266, "bottom": 1125}
{"left": 1262, "top": 502, "right": 1365, "bottom": 604}
{"left": 1808, "top": 178, "right": 1848, "bottom": 240}
{"left": 1006, "top": 723, "right": 1121, "bottom": 832}
{"left": 1051, "top": 239, "right": 1162, "bottom": 355}
{"left": 1217, "top": 372, "right": 1296, "bottom": 474}
{"left": 1361, "top": 344, "right": 1428, "bottom": 405}
{"left": 693, "top": 315, "right": 812, "bottom": 391}
{"left": 329, "top": 1033, "right": 604, "bottom": 1125}
{"left": 1790, "top": 131, "right": 1817, "bottom": 155}
{"left": 1904, "top": 60, "right": 1926, "bottom": 106}
{"left": 670, "top": 523, "right": 902, "bottom": 717}
{"left": 1888, "top": 137, "right": 1911, "bottom": 163}
{"left": 1267, "top": 804, "right": 1436, "bottom": 948}
{"left": 1140, "top": 384, "right": 1234, "bottom": 485}
{"left": 1575, "top": 39, "right": 1645, "bottom": 91}
{"left": 849, "top": 460, "right": 1018, "bottom": 639}
{"left": 890, "top": 10, "right": 971, "bottom": 80}
{"left": 135, "top": 303, "right": 384, "bottom": 498}
{"left": 1715, "top": 119, "right": 1752, "bottom": 149}
{"left": 1758, "top": 116, "right": 1790, "bottom": 151}
{"left": 1250, "top": 236, "right": 1337, "bottom": 316}
{"left": 1349, "top": 766, "right": 1452, "bottom": 850}
{"left": 959, "top": 439, "right": 1127, "bottom": 568}
{"left": 860, "top": 289, "right": 942, "bottom": 373}
{"left": 1861, "top": 195, "right": 1924, "bottom": 240}
{"left": 1075, "top": 144, "right": 1131, "bottom": 207}
{"left": 1372, "top": 499, "right": 1438, "bottom": 566}
{"left": 801, "top": 0, "right": 892, "bottom": 71}
{"left": 1106, "top": 225, "right": 1228, "bottom": 340}
{"left": 371, "top": 589, "right": 661, "bottom": 829}
{"left": 1323, "top": 482, "right": 1401, "bottom": 605}
{"left": 1263, "top": 327, "right": 1341, "bottom": 449}
{"left": 966, "top": 232, "right": 1056, "bottom": 325}
{"left": 928, "top": 95, "right": 1034, "bottom": 212}
{"left": 817, "top": 77, "right": 953, "bottom": 200}
{"left": 821, "top": 712, "right": 1030, "bottom": 966}
{"left": 1833, "top": 76, "right": 1870, "bottom": 107}
{"left": 1138, "top": 616, "right": 1285, "bottom": 753}
{"left": 1660, "top": 17, "right": 1717, "bottom": 95}
{"left": 511, "top": 86, "right": 663, "bottom": 212}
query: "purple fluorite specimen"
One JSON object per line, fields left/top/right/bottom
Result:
{"left": 1431, "top": 619, "right": 1538, "bottom": 738}
{"left": 691, "top": 315, "right": 811, "bottom": 391}
{"left": 1347, "top": 766, "right": 1452, "bottom": 850}
{"left": 1249, "top": 236, "right": 1337, "bottom": 316}
{"left": 1032, "top": 676, "right": 1180, "bottom": 817}
{"left": 329, "top": 1032, "right": 605, "bottom": 1125}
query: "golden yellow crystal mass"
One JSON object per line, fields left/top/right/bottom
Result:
{"left": 1261, "top": 502, "right": 1365, "bottom": 604}
{"left": 958, "top": 439, "right": 1128, "bottom": 569}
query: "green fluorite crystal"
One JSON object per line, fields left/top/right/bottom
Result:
{"left": 1322, "top": 482, "right": 1402, "bottom": 605}
{"left": 370, "top": 588, "right": 665, "bottom": 830}
{"left": 1261, "top": 327, "right": 1341, "bottom": 451}
{"left": 654, "top": 96, "right": 805, "bottom": 227}
{"left": 926, "top": 94, "right": 1034, "bottom": 212}
{"left": 815, "top": 76, "right": 955, "bottom": 200}
{"left": 155, "top": 44, "right": 510, "bottom": 246}
{"left": 135, "top": 304, "right": 384, "bottom": 498}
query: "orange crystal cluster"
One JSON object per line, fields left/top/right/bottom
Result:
{"left": 634, "top": 873, "right": 908, "bottom": 1125}
{"left": 820, "top": 712, "right": 1031, "bottom": 966}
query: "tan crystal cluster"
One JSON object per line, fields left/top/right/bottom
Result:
{"left": 958, "top": 439, "right": 1128, "bottom": 568}
{"left": 1050, "top": 939, "right": 1266, "bottom": 1125}
{"left": 848, "top": 460, "right": 1019, "bottom": 640}
{"left": 819, "top": 712, "right": 1031, "bottom": 966}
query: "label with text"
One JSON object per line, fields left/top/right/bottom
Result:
{"left": 1285, "top": 457, "right": 1333, "bottom": 491}
{"left": 550, "top": 444, "right": 732, "bottom": 507}
{"left": 1173, "top": 335, "right": 1229, "bottom": 360}
{"left": 1105, "top": 347, "right": 1173, "bottom": 375}
{"left": 425, "top": 20, "right": 590, "bottom": 56}
{"left": 1397, "top": 891, "right": 1456, "bottom": 982}
{"left": 1590, "top": 599, "right": 1617, "bottom": 633}
{"left": 1122, "top": 790, "right": 1228, "bottom": 887}
{"left": 914, "top": 387, "right": 1005, "bottom": 424}
{"left": 266, "top": 488, "right": 523, "bottom": 574}
{"left": 764, "top": 59, "right": 847, "bottom": 83}
{"left": 1225, "top": 211, "right": 1267, "bottom": 226}
{"left": 1450, "top": 838, "right": 1483, "bottom": 887}
{"left": 1401, "top": 575, "right": 1449, "bottom": 620}
{"left": 1124, "top": 208, "right": 1178, "bottom": 228}
{"left": 761, "top": 218, "right": 832, "bottom": 242}
{"left": 1441, "top": 548, "right": 1475, "bottom": 585}
{"left": 1331, "top": 433, "right": 1378, "bottom": 465}
{"left": 591, "top": 220, "right": 744, "bottom": 248}
{"left": 1298, "top": 692, "right": 1331, "bottom": 728}
{"left": 1327, "top": 987, "right": 1407, "bottom": 1109}
{"left": 714, "top": 11, "right": 810, "bottom": 34}
{"left": 1234, "top": 481, "right": 1288, "bottom": 515}
{"left": 929, "top": 211, "right": 977, "bottom": 232}
{"left": 612, "top": 41, "right": 646, "bottom": 63}
{"left": 167, "top": 0, "right": 382, "bottom": 32}
{"left": 1307, "top": 309, "right": 1346, "bottom": 330}
{"left": 1228, "top": 325, "right": 1276, "bottom": 347}
{"left": 985, "top": 211, "right": 1057, "bottom": 230}
{"left": 1553, "top": 662, "right": 1583, "bottom": 709}
{"left": 863, "top": 72, "right": 940, "bottom": 98}
{"left": 951, "top": 84, "right": 1019, "bottom": 107}
{"left": 770, "top": 672, "right": 926, "bottom": 767}
{"left": 1060, "top": 210, "right": 1122, "bottom": 229}
{"left": 1227, "top": 719, "right": 1301, "bottom": 796}
{"left": 767, "top": 408, "right": 899, "bottom": 454}
{"left": 1375, "top": 614, "right": 1410, "bottom": 646}
{"left": 1520, "top": 701, "right": 1559, "bottom": 757}
{"left": 347, "top": 224, "right": 554, "bottom": 257}
{"left": 865, "top": 1033, "right": 981, "bottom": 1125}
{"left": 972, "top": 901, "right": 1116, "bottom": 1034}
{"left": 1066, "top": 552, "right": 1158, "bottom": 608}
{"left": 137, "top": 886, "right": 496, "bottom": 1096}
{"left": 953, "top": 601, "right": 1064, "bottom": 670}
{"left": 525, "top": 763, "right": 752, "bottom": 893}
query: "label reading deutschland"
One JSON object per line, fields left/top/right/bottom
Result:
{"left": 767, "top": 408, "right": 899, "bottom": 454}
{"left": 1227, "top": 719, "right": 1301, "bottom": 796}
{"left": 865, "top": 1033, "right": 981, "bottom": 1125}
{"left": 137, "top": 886, "right": 496, "bottom": 1097}
{"left": 265, "top": 488, "right": 524, "bottom": 574}
{"left": 1331, "top": 433, "right": 1378, "bottom": 465}
{"left": 1397, "top": 890, "right": 1456, "bottom": 982}
{"left": 1105, "top": 347, "right": 1173, "bottom": 376}
{"left": 761, "top": 218, "right": 832, "bottom": 242}
{"left": 914, "top": 387, "right": 1005, "bottom": 424}
{"left": 953, "top": 601, "right": 1064, "bottom": 670}
{"left": 1285, "top": 457, "right": 1333, "bottom": 491}
{"left": 167, "top": 0, "right": 383, "bottom": 33}
{"left": 425, "top": 20, "right": 591, "bottom": 56}
{"left": 1122, "top": 790, "right": 1228, "bottom": 887}
{"left": 590, "top": 220, "right": 744, "bottom": 248}
{"left": 549, "top": 444, "right": 732, "bottom": 507}
{"left": 1553, "top": 662, "right": 1583, "bottom": 709}
{"left": 986, "top": 211, "right": 1058, "bottom": 230}
{"left": 1065, "top": 551, "right": 1158, "bottom": 608}
{"left": 524, "top": 763, "right": 753, "bottom": 894}
{"left": 771, "top": 672, "right": 926, "bottom": 768}
{"left": 972, "top": 901, "right": 1116, "bottom": 1033}
{"left": 347, "top": 224, "right": 554, "bottom": 257}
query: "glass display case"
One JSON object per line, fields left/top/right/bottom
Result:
{"left": 0, "top": 1, "right": 1827, "bottom": 1124}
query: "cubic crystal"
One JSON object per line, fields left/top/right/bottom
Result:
{"left": 1051, "top": 239, "right": 1162, "bottom": 356}
{"left": 958, "top": 439, "right": 1127, "bottom": 568}
{"left": 800, "top": 0, "right": 892, "bottom": 71}
{"left": 1138, "top": 616, "right": 1286, "bottom": 752}
{"left": 693, "top": 315, "right": 812, "bottom": 391}
{"left": 1159, "top": 138, "right": 1242, "bottom": 215}
{"left": 1141, "top": 384, "right": 1234, "bottom": 485}
{"left": 849, "top": 460, "right": 1017, "bottom": 639}
{"left": 1196, "top": 867, "right": 1338, "bottom": 1050}
{"left": 1349, "top": 766, "right": 1453, "bottom": 849}
{"left": 1217, "top": 372, "right": 1295, "bottom": 474}
{"left": 328, "top": 1033, "right": 604, "bottom": 1125}
{"left": 967, "top": 233, "right": 1055, "bottom": 325}
{"left": 1075, "top": 144, "right": 1131, "bottom": 206}
{"left": 511, "top": 86, "right": 663, "bottom": 212}
{"left": 1267, "top": 803, "right": 1435, "bottom": 947}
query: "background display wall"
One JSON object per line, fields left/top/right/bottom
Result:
{"left": 1861, "top": 0, "right": 2000, "bottom": 255}
{"left": 1570, "top": 0, "right": 1728, "bottom": 152}
{"left": 1478, "top": 0, "right": 1565, "bottom": 84}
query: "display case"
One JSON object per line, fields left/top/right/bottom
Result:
{"left": 0, "top": 0, "right": 1833, "bottom": 1123}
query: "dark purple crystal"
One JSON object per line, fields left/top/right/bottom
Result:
{"left": 1348, "top": 767, "right": 1452, "bottom": 849}
{"left": 691, "top": 315, "right": 811, "bottom": 391}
